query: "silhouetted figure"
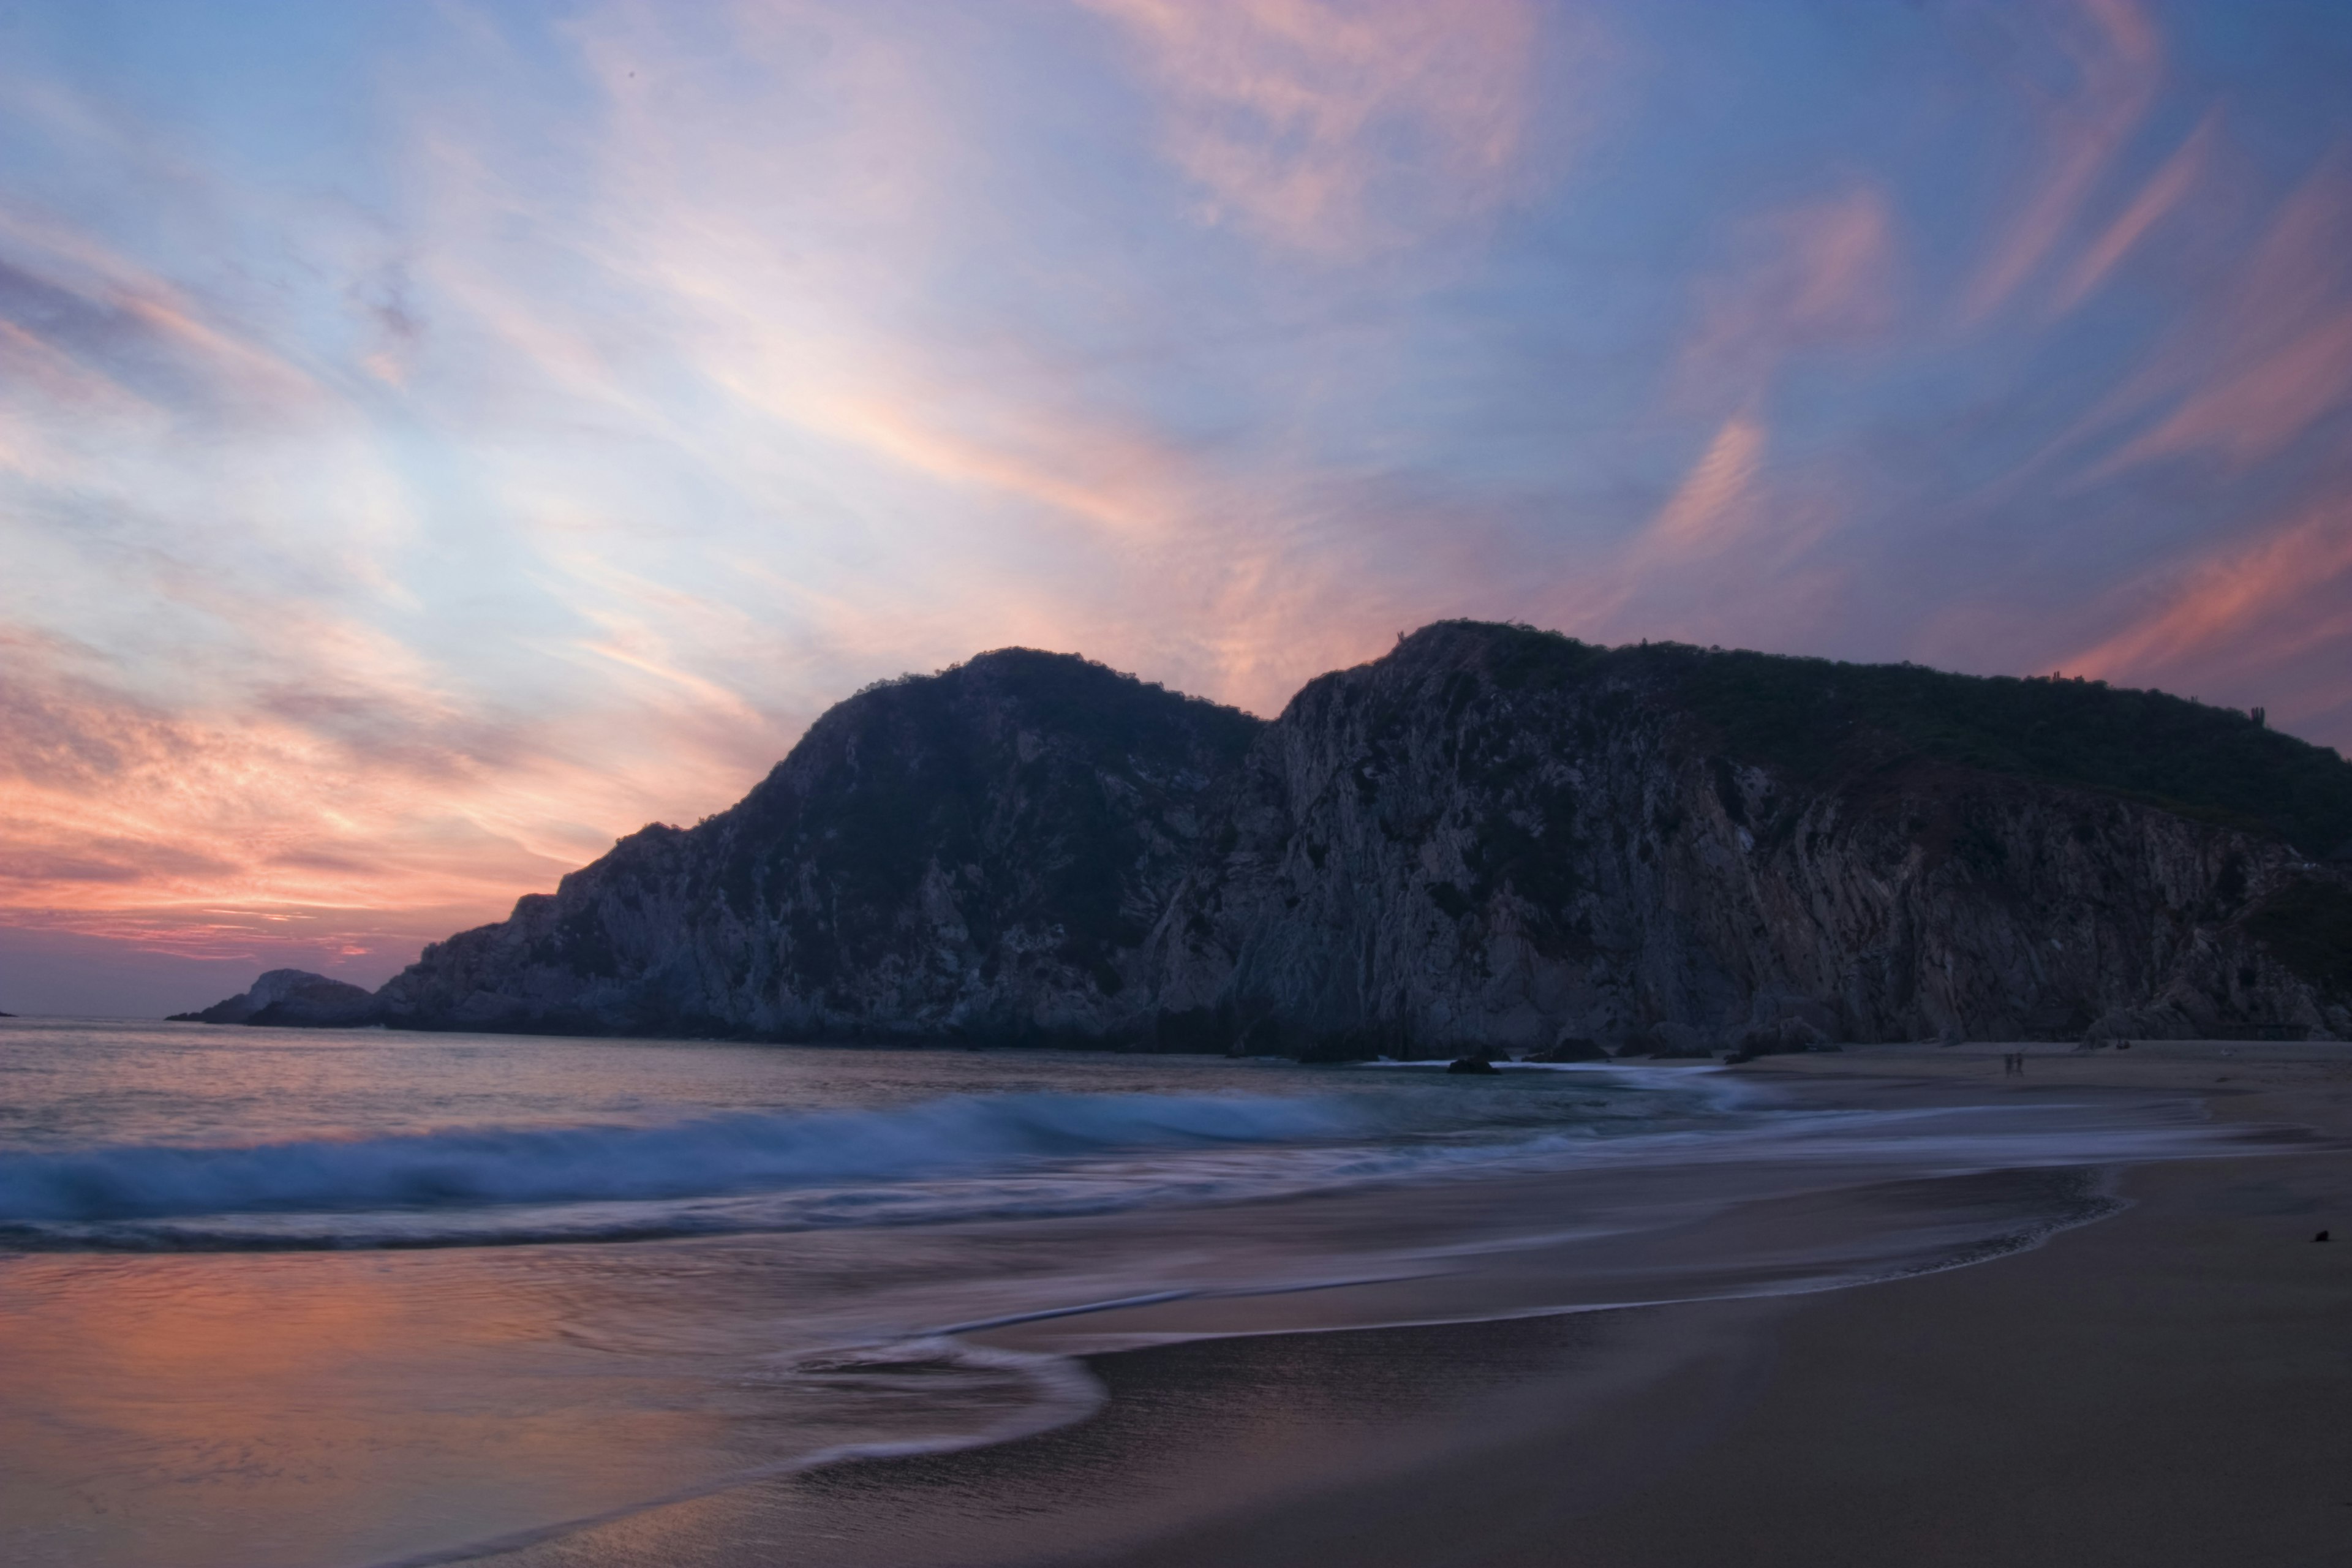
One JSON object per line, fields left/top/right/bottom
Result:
{"left": 2318, "top": 1231, "right": 2332, "bottom": 1243}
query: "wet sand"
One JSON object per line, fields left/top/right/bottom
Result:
{"left": 500, "top": 1044, "right": 2352, "bottom": 1568}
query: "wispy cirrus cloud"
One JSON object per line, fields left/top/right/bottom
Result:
{"left": 1961, "top": 0, "right": 2163, "bottom": 318}
{"left": 1636, "top": 410, "right": 1766, "bottom": 564}
{"left": 2092, "top": 149, "right": 2352, "bottom": 473}
{"left": 2065, "top": 495, "right": 2352, "bottom": 726}
{"left": 1675, "top": 183, "right": 1899, "bottom": 405}
{"left": 2054, "top": 108, "right": 2217, "bottom": 311}
{"left": 1079, "top": 0, "right": 1547, "bottom": 257}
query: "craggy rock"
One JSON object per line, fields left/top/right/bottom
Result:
{"left": 1142, "top": 624, "right": 2352, "bottom": 1055}
{"left": 197, "top": 624, "right": 2352, "bottom": 1052}
{"left": 171, "top": 968, "right": 380, "bottom": 1027}
{"left": 372, "top": 649, "right": 1260, "bottom": 1042}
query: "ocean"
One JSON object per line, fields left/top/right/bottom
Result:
{"left": 0, "top": 1017, "right": 2270, "bottom": 1568}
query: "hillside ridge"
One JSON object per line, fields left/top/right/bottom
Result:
{"left": 181, "top": 622, "right": 2352, "bottom": 1052}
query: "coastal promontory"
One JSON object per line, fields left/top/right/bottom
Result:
{"left": 178, "top": 622, "right": 2352, "bottom": 1054}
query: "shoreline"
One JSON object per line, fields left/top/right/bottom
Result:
{"left": 486, "top": 1041, "right": 2352, "bottom": 1567}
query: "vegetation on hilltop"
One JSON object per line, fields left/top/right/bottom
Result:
{"left": 728, "top": 647, "right": 1262, "bottom": 998}
{"left": 1406, "top": 621, "right": 2352, "bottom": 859}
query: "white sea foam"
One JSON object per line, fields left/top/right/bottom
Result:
{"left": 0, "top": 1071, "right": 1749, "bottom": 1248}
{"left": 0, "top": 1091, "right": 1387, "bottom": 1224}
{"left": 0, "top": 1066, "right": 2242, "bottom": 1253}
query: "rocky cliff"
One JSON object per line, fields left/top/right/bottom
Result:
{"left": 1140, "top": 625, "right": 2352, "bottom": 1054}
{"left": 373, "top": 649, "right": 1261, "bottom": 1040}
{"left": 182, "top": 624, "right": 2352, "bottom": 1051}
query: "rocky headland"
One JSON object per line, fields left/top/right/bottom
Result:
{"left": 178, "top": 622, "right": 2352, "bottom": 1055}
{"left": 169, "top": 967, "right": 380, "bottom": 1028}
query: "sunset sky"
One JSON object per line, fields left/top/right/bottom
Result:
{"left": 4, "top": 0, "right": 2351, "bottom": 1016}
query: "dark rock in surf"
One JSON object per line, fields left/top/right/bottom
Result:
{"left": 1446, "top": 1056, "right": 1500, "bottom": 1074}
{"left": 1532, "top": 1037, "right": 1607, "bottom": 1062}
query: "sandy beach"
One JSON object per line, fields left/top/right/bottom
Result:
{"left": 492, "top": 1042, "right": 2352, "bottom": 1568}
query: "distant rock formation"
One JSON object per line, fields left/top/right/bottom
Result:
{"left": 188, "top": 623, "right": 2352, "bottom": 1052}
{"left": 172, "top": 968, "right": 379, "bottom": 1028}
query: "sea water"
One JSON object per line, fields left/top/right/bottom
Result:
{"left": 0, "top": 1017, "right": 2276, "bottom": 1568}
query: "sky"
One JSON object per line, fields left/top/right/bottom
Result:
{"left": 3, "top": 0, "right": 2351, "bottom": 1017}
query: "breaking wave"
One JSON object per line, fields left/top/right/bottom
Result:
{"left": 0, "top": 1091, "right": 1382, "bottom": 1231}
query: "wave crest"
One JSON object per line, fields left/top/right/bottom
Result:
{"left": 0, "top": 1091, "right": 1366, "bottom": 1226}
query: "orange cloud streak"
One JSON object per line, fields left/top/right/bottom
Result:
{"left": 1638, "top": 411, "right": 1766, "bottom": 563}
{"left": 2067, "top": 499, "right": 2352, "bottom": 692}
{"left": 0, "top": 614, "right": 799, "bottom": 973}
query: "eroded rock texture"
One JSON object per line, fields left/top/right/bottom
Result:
{"left": 1142, "top": 625, "right": 2352, "bottom": 1054}
{"left": 372, "top": 649, "right": 1260, "bottom": 1041}
{"left": 191, "top": 624, "right": 2352, "bottom": 1051}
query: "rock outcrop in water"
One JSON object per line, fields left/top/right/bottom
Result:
{"left": 170, "top": 968, "right": 380, "bottom": 1027}
{"left": 179, "top": 624, "right": 2352, "bottom": 1051}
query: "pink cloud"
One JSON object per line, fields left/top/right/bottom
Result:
{"left": 2055, "top": 109, "right": 2217, "bottom": 311}
{"left": 2091, "top": 149, "right": 2352, "bottom": 473}
{"left": 2065, "top": 496, "right": 2352, "bottom": 711}
{"left": 1637, "top": 410, "right": 1766, "bottom": 563}
{"left": 1962, "top": 0, "right": 2163, "bottom": 318}
{"left": 1080, "top": 0, "right": 1547, "bottom": 256}
{"left": 0, "top": 609, "right": 807, "bottom": 962}
{"left": 1676, "top": 184, "right": 1898, "bottom": 403}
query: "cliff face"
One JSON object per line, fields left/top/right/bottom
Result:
{"left": 207, "top": 623, "right": 2352, "bottom": 1050}
{"left": 373, "top": 650, "right": 1262, "bottom": 1040}
{"left": 1142, "top": 625, "right": 2352, "bottom": 1053}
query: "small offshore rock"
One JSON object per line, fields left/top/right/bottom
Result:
{"left": 170, "top": 969, "right": 380, "bottom": 1028}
